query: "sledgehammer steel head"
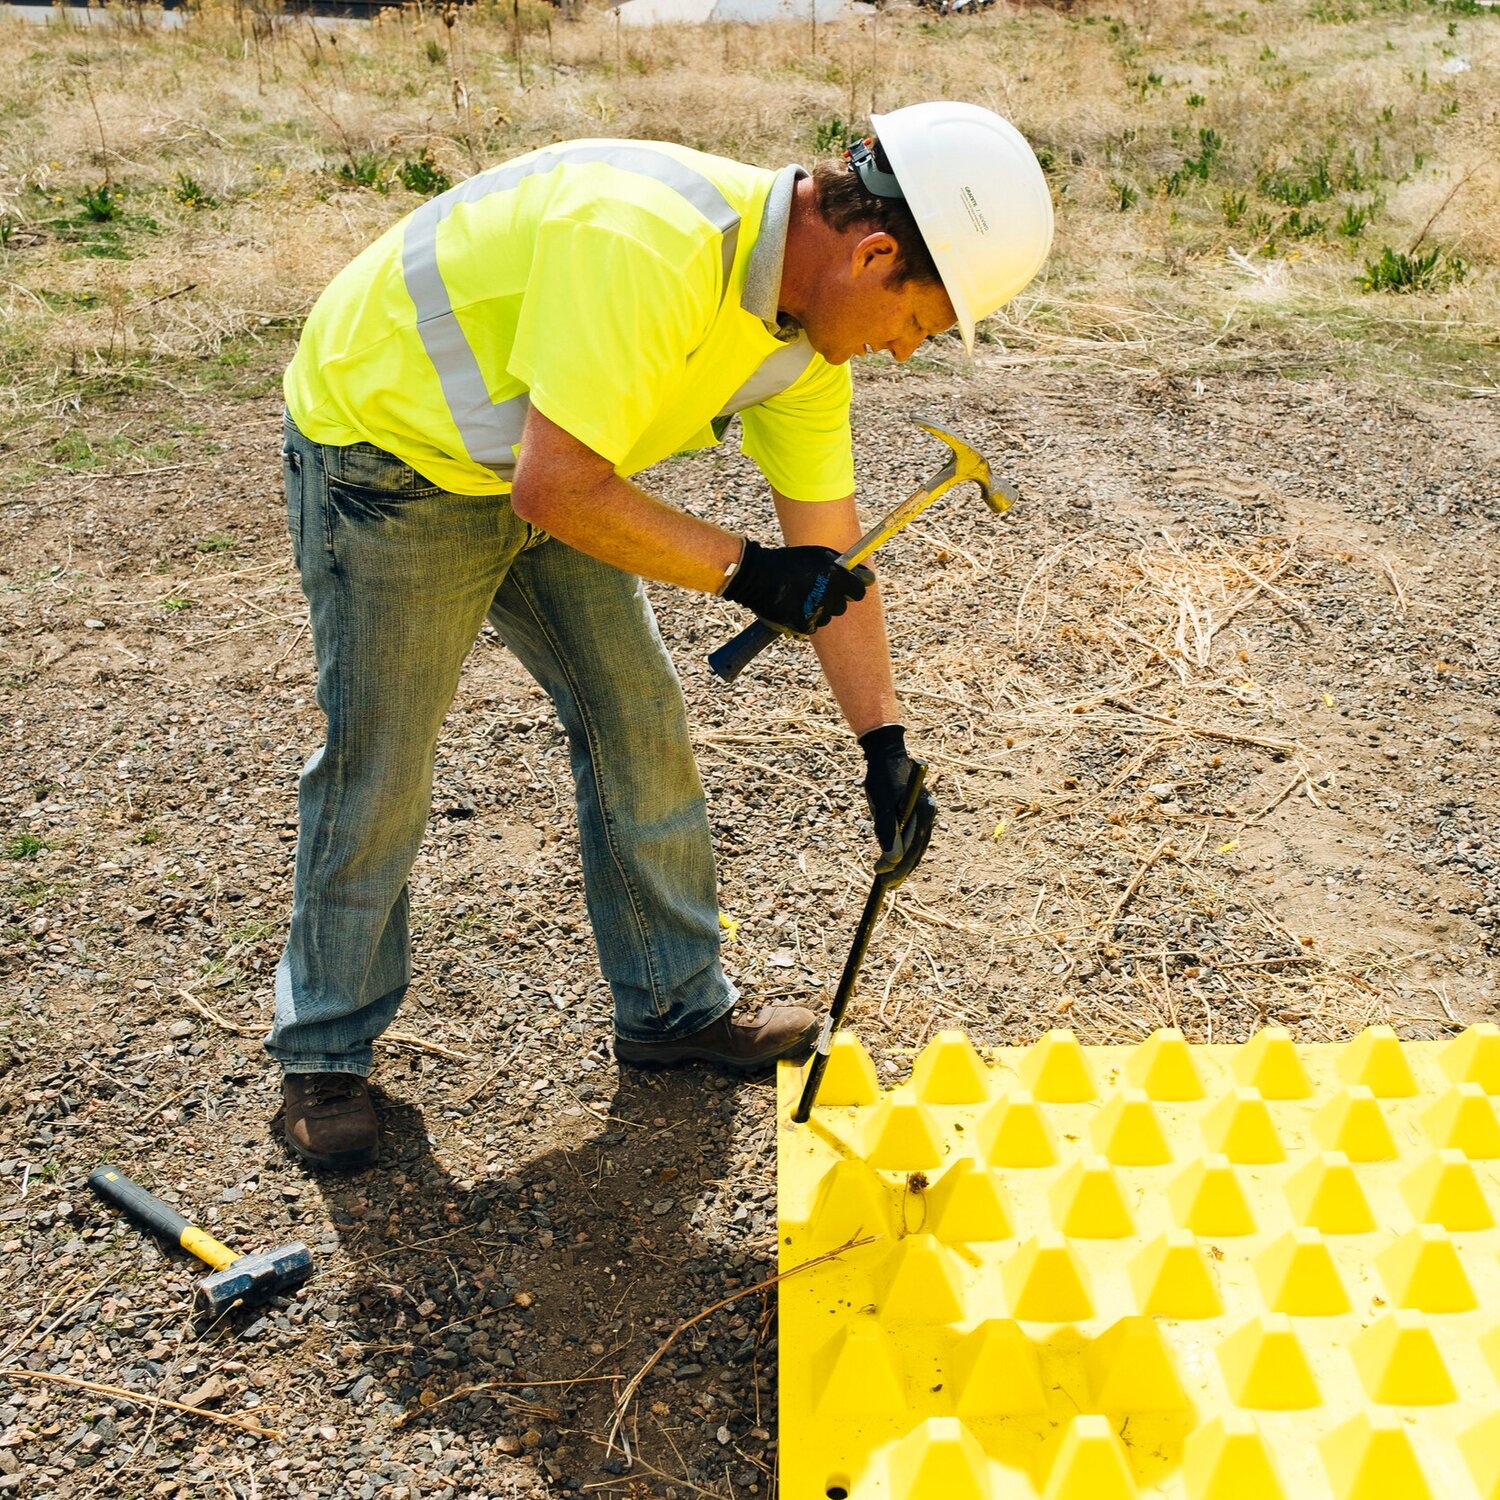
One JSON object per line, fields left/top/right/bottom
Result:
{"left": 197, "top": 1242, "right": 314, "bottom": 1314}
{"left": 88, "top": 1164, "right": 315, "bottom": 1315}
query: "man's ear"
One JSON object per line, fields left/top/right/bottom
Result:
{"left": 850, "top": 231, "right": 899, "bottom": 279}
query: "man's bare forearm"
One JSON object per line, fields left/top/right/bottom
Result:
{"left": 512, "top": 405, "right": 741, "bottom": 592}
{"left": 773, "top": 491, "right": 900, "bottom": 737}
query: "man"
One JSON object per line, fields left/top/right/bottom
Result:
{"left": 269, "top": 101, "right": 1053, "bottom": 1170}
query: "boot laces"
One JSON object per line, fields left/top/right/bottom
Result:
{"left": 305, "top": 1074, "right": 361, "bottom": 1106}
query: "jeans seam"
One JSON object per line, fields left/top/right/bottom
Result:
{"left": 504, "top": 567, "right": 669, "bottom": 1022}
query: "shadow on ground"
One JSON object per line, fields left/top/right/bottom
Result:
{"left": 313, "top": 1070, "right": 778, "bottom": 1497}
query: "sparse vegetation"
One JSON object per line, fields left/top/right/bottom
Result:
{"left": 0, "top": 0, "right": 1492, "bottom": 477}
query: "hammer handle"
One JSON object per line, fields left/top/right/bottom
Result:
{"left": 88, "top": 1165, "right": 237, "bottom": 1271}
{"left": 707, "top": 617, "right": 782, "bottom": 683}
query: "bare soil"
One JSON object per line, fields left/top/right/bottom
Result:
{"left": 1, "top": 345, "right": 1496, "bottom": 1497}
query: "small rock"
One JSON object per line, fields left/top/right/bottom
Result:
{"left": 180, "top": 1375, "right": 225, "bottom": 1409}
{"left": 166, "top": 1021, "right": 194, "bottom": 1040}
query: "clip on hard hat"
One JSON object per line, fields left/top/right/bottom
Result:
{"left": 845, "top": 138, "right": 905, "bottom": 200}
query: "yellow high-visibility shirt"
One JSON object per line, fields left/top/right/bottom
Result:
{"left": 284, "top": 140, "right": 854, "bottom": 502}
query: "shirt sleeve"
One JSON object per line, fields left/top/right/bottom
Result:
{"left": 738, "top": 355, "right": 855, "bottom": 502}
{"left": 507, "top": 217, "right": 718, "bottom": 467}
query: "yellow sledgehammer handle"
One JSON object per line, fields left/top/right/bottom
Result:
{"left": 88, "top": 1166, "right": 238, "bottom": 1270}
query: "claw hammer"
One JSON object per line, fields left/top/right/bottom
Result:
{"left": 88, "top": 1164, "right": 313, "bottom": 1314}
{"left": 707, "top": 418, "right": 1013, "bottom": 683}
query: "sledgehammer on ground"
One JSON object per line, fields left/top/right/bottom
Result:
{"left": 88, "top": 1164, "right": 313, "bottom": 1315}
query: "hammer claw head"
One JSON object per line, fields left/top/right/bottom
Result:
{"left": 196, "top": 1241, "right": 314, "bottom": 1314}
{"left": 911, "top": 415, "right": 1008, "bottom": 513}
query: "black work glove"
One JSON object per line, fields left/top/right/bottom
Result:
{"left": 859, "top": 723, "right": 936, "bottom": 886}
{"left": 722, "top": 539, "right": 875, "bottom": 638}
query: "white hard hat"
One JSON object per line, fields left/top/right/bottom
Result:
{"left": 865, "top": 101, "right": 1054, "bottom": 354}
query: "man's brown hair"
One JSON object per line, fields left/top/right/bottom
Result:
{"left": 812, "top": 139, "right": 943, "bottom": 289}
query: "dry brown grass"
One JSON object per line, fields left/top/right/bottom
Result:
{"left": 0, "top": 0, "right": 1495, "bottom": 451}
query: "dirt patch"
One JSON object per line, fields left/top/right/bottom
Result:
{"left": 1, "top": 351, "right": 1496, "bottom": 1496}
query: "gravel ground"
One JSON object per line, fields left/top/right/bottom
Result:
{"left": 1, "top": 346, "right": 1497, "bottom": 1497}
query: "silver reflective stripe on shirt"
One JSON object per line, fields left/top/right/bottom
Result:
{"left": 401, "top": 145, "right": 743, "bottom": 477}
{"left": 716, "top": 335, "right": 817, "bottom": 419}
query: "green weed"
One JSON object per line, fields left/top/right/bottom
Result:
{"left": 1112, "top": 179, "right": 1140, "bottom": 211}
{"left": 194, "top": 533, "right": 237, "bottom": 553}
{"left": 396, "top": 151, "right": 452, "bottom": 197}
{"left": 1222, "top": 190, "right": 1249, "bottom": 227}
{"left": 5, "top": 833, "right": 49, "bottom": 860}
{"left": 172, "top": 172, "right": 218, "bottom": 209}
{"left": 812, "top": 115, "right": 851, "bottom": 156}
{"left": 1359, "top": 244, "right": 1467, "bottom": 292}
{"left": 77, "top": 183, "right": 123, "bottom": 222}
{"left": 333, "top": 155, "right": 388, "bottom": 193}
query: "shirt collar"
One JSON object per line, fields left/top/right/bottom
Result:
{"left": 741, "top": 164, "right": 806, "bottom": 340}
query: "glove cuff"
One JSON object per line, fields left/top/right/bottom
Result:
{"left": 858, "top": 723, "right": 907, "bottom": 762}
{"left": 720, "top": 538, "right": 765, "bottom": 606}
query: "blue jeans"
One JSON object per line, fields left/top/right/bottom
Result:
{"left": 265, "top": 415, "right": 736, "bottom": 1076}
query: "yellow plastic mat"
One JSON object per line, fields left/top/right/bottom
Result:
{"left": 776, "top": 1023, "right": 1500, "bottom": 1500}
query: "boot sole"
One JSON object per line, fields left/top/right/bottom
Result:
{"left": 614, "top": 1028, "right": 817, "bottom": 1072}
{"left": 283, "top": 1131, "right": 379, "bottom": 1172}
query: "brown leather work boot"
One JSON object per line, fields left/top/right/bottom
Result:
{"left": 282, "top": 1072, "right": 379, "bottom": 1171}
{"left": 614, "top": 1004, "right": 819, "bottom": 1073}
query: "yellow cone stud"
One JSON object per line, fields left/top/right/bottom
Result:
{"left": 978, "top": 1091, "right": 1058, "bottom": 1167}
{"left": 804, "top": 1157, "right": 895, "bottom": 1248}
{"left": 1125, "top": 1026, "right": 1206, "bottom": 1100}
{"left": 1375, "top": 1224, "right": 1477, "bottom": 1313}
{"left": 1284, "top": 1150, "right": 1376, "bottom": 1234}
{"left": 1400, "top": 1148, "right": 1496, "bottom": 1231}
{"left": 1003, "top": 1232, "right": 1094, "bottom": 1322}
{"left": 1202, "top": 1087, "right": 1285, "bottom": 1163}
{"left": 922, "top": 1158, "right": 1013, "bottom": 1243}
{"left": 809, "top": 1319, "right": 907, "bottom": 1415}
{"left": 862, "top": 1087, "right": 946, "bottom": 1171}
{"left": 1088, "top": 1087, "right": 1173, "bottom": 1165}
{"left": 1348, "top": 1311, "right": 1457, "bottom": 1405}
{"left": 1039, "top": 1415, "right": 1137, "bottom": 1500}
{"left": 1217, "top": 1315, "right": 1321, "bottom": 1409}
{"left": 1169, "top": 1153, "right": 1257, "bottom": 1236}
{"left": 1020, "top": 1029, "right": 1098, "bottom": 1102}
{"left": 871, "top": 1233, "right": 967, "bottom": 1324}
{"left": 951, "top": 1319, "right": 1048, "bottom": 1416}
{"left": 911, "top": 1029, "right": 992, "bottom": 1104}
{"left": 1129, "top": 1229, "right": 1224, "bottom": 1319}
{"left": 1048, "top": 1154, "right": 1136, "bottom": 1238}
{"left": 1421, "top": 1082, "right": 1500, "bottom": 1158}
{"left": 1254, "top": 1227, "right": 1350, "bottom": 1315}
{"left": 1441, "top": 1022, "right": 1500, "bottom": 1094}
{"left": 1233, "top": 1026, "right": 1313, "bottom": 1099}
{"left": 1337, "top": 1025, "right": 1420, "bottom": 1098}
{"left": 1319, "top": 1412, "right": 1433, "bottom": 1500}
{"left": 884, "top": 1417, "right": 995, "bottom": 1500}
{"left": 810, "top": 1031, "right": 881, "bottom": 1106}
{"left": 1312, "top": 1085, "right": 1398, "bottom": 1162}
{"left": 1086, "top": 1315, "right": 1190, "bottom": 1412}
{"left": 1182, "top": 1413, "right": 1288, "bottom": 1500}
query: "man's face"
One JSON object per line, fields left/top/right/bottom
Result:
{"left": 801, "top": 234, "right": 958, "bottom": 367}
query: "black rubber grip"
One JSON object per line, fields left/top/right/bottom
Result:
{"left": 88, "top": 1164, "right": 192, "bottom": 1245}
{"left": 708, "top": 618, "right": 781, "bottom": 683}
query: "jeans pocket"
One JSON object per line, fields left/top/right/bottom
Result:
{"left": 283, "top": 445, "right": 304, "bottom": 570}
